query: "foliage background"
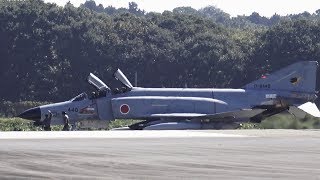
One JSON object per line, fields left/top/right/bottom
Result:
{"left": 0, "top": 0, "right": 319, "bottom": 104}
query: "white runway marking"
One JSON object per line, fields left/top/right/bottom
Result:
{"left": 0, "top": 130, "right": 248, "bottom": 139}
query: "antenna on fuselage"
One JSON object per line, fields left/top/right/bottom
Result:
{"left": 135, "top": 71, "right": 138, "bottom": 87}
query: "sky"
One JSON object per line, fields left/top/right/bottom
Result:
{"left": 44, "top": 0, "right": 320, "bottom": 17}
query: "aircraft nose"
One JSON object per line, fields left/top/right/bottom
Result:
{"left": 17, "top": 107, "right": 41, "bottom": 121}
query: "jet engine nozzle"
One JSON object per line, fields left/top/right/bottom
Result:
{"left": 17, "top": 107, "right": 41, "bottom": 121}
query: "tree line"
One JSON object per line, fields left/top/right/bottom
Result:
{"left": 0, "top": 0, "right": 319, "bottom": 106}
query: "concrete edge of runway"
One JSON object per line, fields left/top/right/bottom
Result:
{"left": 0, "top": 129, "right": 320, "bottom": 139}
{"left": 0, "top": 130, "right": 250, "bottom": 139}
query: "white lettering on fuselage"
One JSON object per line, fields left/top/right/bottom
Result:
{"left": 266, "top": 94, "right": 277, "bottom": 99}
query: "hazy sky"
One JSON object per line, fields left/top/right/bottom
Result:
{"left": 44, "top": 0, "right": 320, "bottom": 17}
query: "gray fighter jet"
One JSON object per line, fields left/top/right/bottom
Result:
{"left": 18, "top": 61, "right": 320, "bottom": 130}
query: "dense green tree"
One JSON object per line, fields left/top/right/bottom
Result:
{"left": 0, "top": 0, "right": 319, "bottom": 106}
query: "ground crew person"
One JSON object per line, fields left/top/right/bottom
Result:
{"left": 42, "top": 110, "right": 52, "bottom": 131}
{"left": 62, "top": 111, "right": 70, "bottom": 131}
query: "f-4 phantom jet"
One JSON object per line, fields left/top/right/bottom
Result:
{"left": 18, "top": 61, "right": 320, "bottom": 130}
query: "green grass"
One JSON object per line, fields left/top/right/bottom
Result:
{"left": 0, "top": 118, "right": 141, "bottom": 131}
{"left": 0, "top": 118, "right": 39, "bottom": 131}
{"left": 0, "top": 118, "right": 65, "bottom": 131}
{"left": 240, "top": 113, "right": 320, "bottom": 129}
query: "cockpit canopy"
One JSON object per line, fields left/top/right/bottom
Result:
{"left": 87, "top": 73, "right": 111, "bottom": 92}
{"left": 114, "top": 69, "right": 133, "bottom": 89}
{"left": 70, "top": 93, "right": 88, "bottom": 102}
{"left": 86, "top": 69, "right": 133, "bottom": 96}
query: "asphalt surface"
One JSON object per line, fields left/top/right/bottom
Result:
{"left": 0, "top": 130, "right": 319, "bottom": 180}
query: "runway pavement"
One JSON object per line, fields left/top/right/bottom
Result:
{"left": 0, "top": 130, "right": 319, "bottom": 180}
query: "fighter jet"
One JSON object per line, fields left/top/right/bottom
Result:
{"left": 18, "top": 61, "right": 320, "bottom": 130}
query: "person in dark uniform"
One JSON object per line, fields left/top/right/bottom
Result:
{"left": 42, "top": 110, "right": 52, "bottom": 131}
{"left": 62, "top": 111, "right": 70, "bottom": 131}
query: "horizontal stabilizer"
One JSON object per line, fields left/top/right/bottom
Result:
{"left": 289, "top": 102, "right": 320, "bottom": 118}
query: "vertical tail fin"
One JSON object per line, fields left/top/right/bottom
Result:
{"left": 244, "top": 61, "right": 318, "bottom": 93}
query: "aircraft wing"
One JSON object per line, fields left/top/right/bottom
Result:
{"left": 148, "top": 109, "right": 266, "bottom": 122}
{"left": 288, "top": 102, "right": 320, "bottom": 118}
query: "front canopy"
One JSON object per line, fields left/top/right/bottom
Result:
{"left": 87, "top": 73, "right": 111, "bottom": 92}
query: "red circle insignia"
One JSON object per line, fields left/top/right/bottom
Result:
{"left": 120, "top": 104, "right": 130, "bottom": 114}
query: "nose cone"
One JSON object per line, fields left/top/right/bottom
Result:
{"left": 17, "top": 107, "right": 41, "bottom": 121}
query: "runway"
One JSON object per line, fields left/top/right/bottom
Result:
{"left": 0, "top": 130, "right": 319, "bottom": 180}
